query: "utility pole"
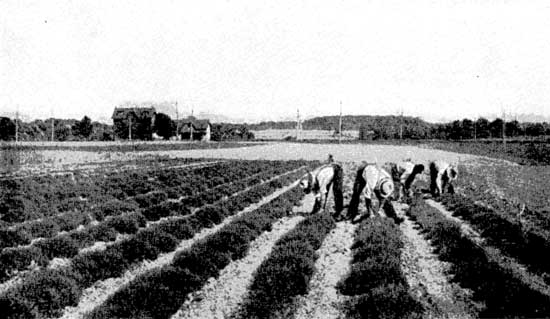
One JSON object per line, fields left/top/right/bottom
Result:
{"left": 338, "top": 101, "right": 342, "bottom": 143}
{"left": 190, "top": 105, "right": 194, "bottom": 141}
{"left": 296, "top": 108, "right": 301, "bottom": 140}
{"left": 502, "top": 108, "right": 506, "bottom": 147}
{"left": 175, "top": 101, "right": 179, "bottom": 140}
{"left": 15, "top": 107, "right": 19, "bottom": 143}
{"left": 399, "top": 109, "right": 403, "bottom": 140}
{"left": 128, "top": 113, "right": 132, "bottom": 141}
{"left": 51, "top": 113, "right": 55, "bottom": 142}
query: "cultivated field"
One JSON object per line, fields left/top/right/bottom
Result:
{"left": 1, "top": 142, "right": 549, "bottom": 318}
{"left": 251, "top": 129, "right": 359, "bottom": 140}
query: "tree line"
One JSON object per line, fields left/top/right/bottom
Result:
{"left": 0, "top": 114, "right": 255, "bottom": 141}
{"left": 248, "top": 115, "right": 549, "bottom": 140}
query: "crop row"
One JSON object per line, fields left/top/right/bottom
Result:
{"left": 338, "top": 214, "right": 423, "bottom": 319}
{"left": 439, "top": 193, "right": 550, "bottom": 281}
{"left": 0, "top": 159, "right": 229, "bottom": 225}
{"left": 0, "top": 157, "right": 210, "bottom": 225}
{"left": 85, "top": 176, "right": 307, "bottom": 319}
{"left": 408, "top": 197, "right": 550, "bottom": 318}
{"left": 0, "top": 160, "right": 303, "bottom": 248}
{"left": 235, "top": 213, "right": 335, "bottom": 319}
{"left": 0, "top": 166, "right": 310, "bottom": 318}
{"left": 456, "top": 163, "right": 550, "bottom": 234}
{"left": 0, "top": 164, "right": 306, "bottom": 283}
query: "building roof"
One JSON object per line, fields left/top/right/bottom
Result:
{"left": 112, "top": 107, "right": 156, "bottom": 120}
{"left": 177, "top": 118, "right": 211, "bottom": 131}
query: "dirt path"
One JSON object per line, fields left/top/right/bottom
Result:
{"left": 395, "top": 202, "right": 475, "bottom": 319}
{"left": 58, "top": 179, "right": 303, "bottom": 319}
{"left": 292, "top": 220, "right": 357, "bottom": 319}
{"left": 170, "top": 215, "right": 305, "bottom": 319}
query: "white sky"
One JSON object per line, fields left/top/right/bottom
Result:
{"left": 1, "top": 0, "right": 550, "bottom": 123}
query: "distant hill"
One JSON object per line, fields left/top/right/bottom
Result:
{"left": 247, "top": 115, "right": 431, "bottom": 131}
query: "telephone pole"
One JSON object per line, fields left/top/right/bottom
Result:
{"left": 296, "top": 108, "right": 301, "bottom": 140}
{"left": 190, "top": 105, "right": 194, "bottom": 141}
{"left": 175, "top": 101, "right": 180, "bottom": 140}
{"left": 50, "top": 110, "right": 55, "bottom": 142}
{"left": 338, "top": 101, "right": 342, "bottom": 143}
{"left": 128, "top": 113, "right": 132, "bottom": 141}
{"left": 502, "top": 108, "right": 506, "bottom": 147}
{"left": 399, "top": 108, "right": 404, "bottom": 140}
{"left": 15, "top": 107, "right": 19, "bottom": 143}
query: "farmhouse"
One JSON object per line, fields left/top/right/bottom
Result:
{"left": 177, "top": 117, "right": 211, "bottom": 141}
{"left": 112, "top": 106, "right": 156, "bottom": 140}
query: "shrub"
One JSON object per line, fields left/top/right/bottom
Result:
{"left": 194, "top": 205, "right": 228, "bottom": 227}
{"left": 89, "top": 266, "right": 202, "bottom": 319}
{"left": 34, "top": 235, "right": 80, "bottom": 260}
{"left": 7, "top": 269, "right": 82, "bottom": 318}
{"left": 0, "top": 196, "right": 41, "bottom": 223}
{"left": 105, "top": 213, "right": 146, "bottom": 234}
{"left": 87, "top": 223, "right": 118, "bottom": 242}
{"left": 0, "top": 229, "right": 31, "bottom": 250}
{"left": 71, "top": 248, "right": 128, "bottom": 286}
{"left": 173, "top": 242, "right": 232, "bottom": 281}
{"left": 156, "top": 219, "right": 195, "bottom": 240}
{"left": 142, "top": 202, "right": 173, "bottom": 221}
{"left": 207, "top": 224, "right": 255, "bottom": 259}
{"left": 0, "top": 246, "right": 48, "bottom": 280}
{"left": 134, "top": 228, "right": 178, "bottom": 253}
{"left": 0, "top": 292, "right": 37, "bottom": 319}
{"left": 20, "top": 219, "right": 60, "bottom": 239}
{"left": 51, "top": 212, "right": 91, "bottom": 232}
{"left": 339, "top": 254, "right": 404, "bottom": 295}
{"left": 134, "top": 191, "right": 168, "bottom": 208}
{"left": 93, "top": 199, "right": 138, "bottom": 221}
{"left": 351, "top": 284, "right": 423, "bottom": 319}
{"left": 114, "top": 237, "right": 159, "bottom": 264}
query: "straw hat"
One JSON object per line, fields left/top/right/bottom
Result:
{"left": 379, "top": 180, "right": 394, "bottom": 198}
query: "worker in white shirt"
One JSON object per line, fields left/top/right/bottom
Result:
{"left": 390, "top": 160, "right": 425, "bottom": 200}
{"left": 429, "top": 160, "right": 458, "bottom": 197}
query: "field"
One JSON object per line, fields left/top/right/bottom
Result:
{"left": 251, "top": 129, "right": 359, "bottom": 140}
{"left": 1, "top": 142, "right": 549, "bottom": 318}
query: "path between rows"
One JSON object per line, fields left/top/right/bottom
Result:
{"left": 57, "top": 179, "right": 302, "bottom": 319}
{"left": 171, "top": 215, "right": 305, "bottom": 319}
{"left": 394, "top": 202, "right": 475, "bottom": 319}
{"left": 425, "top": 199, "right": 550, "bottom": 299}
{"left": 292, "top": 220, "right": 357, "bottom": 319}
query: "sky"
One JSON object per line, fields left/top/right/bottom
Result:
{"left": 1, "top": 0, "right": 550, "bottom": 124}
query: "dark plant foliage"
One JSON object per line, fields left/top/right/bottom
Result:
{"left": 0, "top": 228, "right": 31, "bottom": 250}
{"left": 0, "top": 246, "right": 48, "bottom": 280}
{"left": 408, "top": 197, "right": 550, "bottom": 317}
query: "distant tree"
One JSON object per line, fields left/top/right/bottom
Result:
{"left": 489, "top": 118, "right": 504, "bottom": 138}
{"left": 55, "top": 124, "right": 71, "bottom": 141}
{"left": 72, "top": 116, "right": 93, "bottom": 139}
{"left": 153, "top": 113, "right": 175, "bottom": 140}
{"left": 475, "top": 118, "right": 490, "bottom": 138}
{"left": 0, "top": 117, "right": 16, "bottom": 141}
{"left": 449, "top": 120, "right": 462, "bottom": 140}
{"left": 461, "top": 119, "right": 474, "bottom": 139}
{"left": 505, "top": 120, "right": 521, "bottom": 138}
{"left": 526, "top": 123, "right": 545, "bottom": 137}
